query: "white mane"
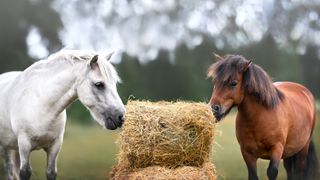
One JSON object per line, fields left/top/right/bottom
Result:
{"left": 47, "top": 49, "right": 94, "bottom": 62}
{"left": 99, "top": 59, "right": 121, "bottom": 84}
{"left": 47, "top": 49, "right": 121, "bottom": 84}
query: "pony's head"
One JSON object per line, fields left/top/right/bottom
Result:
{"left": 75, "top": 52, "right": 125, "bottom": 130}
{"left": 207, "top": 54, "right": 282, "bottom": 121}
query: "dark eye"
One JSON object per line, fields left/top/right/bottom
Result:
{"left": 229, "top": 81, "right": 238, "bottom": 87}
{"left": 94, "top": 82, "right": 105, "bottom": 89}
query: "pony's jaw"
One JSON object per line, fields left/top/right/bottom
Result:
{"left": 210, "top": 98, "right": 235, "bottom": 122}
{"left": 214, "top": 105, "right": 234, "bottom": 122}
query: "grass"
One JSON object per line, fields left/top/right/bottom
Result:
{"left": 0, "top": 112, "right": 319, "bottom": 180}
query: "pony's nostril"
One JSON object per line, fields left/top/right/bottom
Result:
{"left": 118, "top": 115, "right": 124, "bottom": 122}
{"left": 212, "top": 105, "right": 221, "bottom": 113}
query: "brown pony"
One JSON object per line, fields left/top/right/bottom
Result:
{"left": 207, "top": 54, "right": 318, "bottom": 180}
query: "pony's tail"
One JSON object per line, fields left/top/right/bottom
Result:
{"left": 305, "top": 140, "right": 319, "bottom": 180}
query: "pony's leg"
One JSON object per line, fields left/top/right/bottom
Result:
{"left": 11, "top": 150, "right": 20, "bottom": 180}
{"left": 241, "top": 149, "right": 258, "bottom": 180}
{"left": 4, "top": 150, "right": 15, "bottom": 180}
{"left": 3, "top": 149, "right": 20, "bottom": 180}
{"left": 295, "top": 141, "right": 311, "bottom": 180}
{"left": 284, "top": 155, "right": 297, "bottom": 180}
{"left": 3, "top": 150, "right": 13, "bottom": 180}
{"left": 267, "top": 144, "right": 284, "bottom": 180}
{"left": 283, "top": 142, "right": 309, "bottom": 180}
{"left": 17, "top": 135, "right": 32, "bottom": 180}
{"left": 284, "top": 141, "right": 317, "bottom": 180}
{"left": 44, "top": 138, "right": 63, "bottom": 180}
{"left": 305, "top": 140, "right": 319, "bottom": 179}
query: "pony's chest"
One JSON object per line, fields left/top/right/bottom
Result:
{"left": 255, "top": 141, "right": 274, "bottom": 159}
{"left": 30, "top": 134, "right": 57, "bottom": 150}
{"left": 26, "top": 122, "right": 65, "bottom": 149}
{"left": 236, "top": 125, "right": 280, "bottom": 159}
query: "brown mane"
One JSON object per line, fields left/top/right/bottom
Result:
{"left": 208, "top": 55, "right": 283, "bottom": 108}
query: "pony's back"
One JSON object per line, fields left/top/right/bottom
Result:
{"left": 0, "top": 71, "right": 21, "bottom": 103}
{"left": 0, "top": 71, "right": 21, "bottom": 83}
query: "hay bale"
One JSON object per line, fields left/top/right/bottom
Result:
{"left": 110, "top": 162, "right": 216, "bottom": 180}
{"left": 117, "top": 100, "right": 216, "bottom": 169}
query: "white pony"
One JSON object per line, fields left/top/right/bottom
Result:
{"left": 0, "top": 50, "right": 125, "bottom": 180}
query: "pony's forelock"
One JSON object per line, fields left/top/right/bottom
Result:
{"left": 98, "top": 59, "right": 121, "bottom": 84}
{"left": 208, "top": 55, "right": 246, "bottom": 86}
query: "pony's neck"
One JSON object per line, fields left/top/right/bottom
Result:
{"left": 37, "top": 59, "right": 86, "bottom": 116}
{"left": 237, "top": 93, "right": 266, "bottom": 121}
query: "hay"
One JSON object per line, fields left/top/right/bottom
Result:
{"left": 117, "top": 100, "right": 216, "bottom": 169}
{"left": 110, "top": 162, "right": 216, "bottom": 180}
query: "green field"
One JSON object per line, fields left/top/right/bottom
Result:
{"left": 1, "top": 112, "right": 319, "bottom": 180}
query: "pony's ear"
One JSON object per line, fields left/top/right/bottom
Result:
{"left": 106, "top": 51, "right": 115, "bottom": 61}
{"left": 242, "top": 60, "right": 252, "bottom": 72}
{"left": 213, "top": 53, "right": 223, "bottom": 61}
{"left": 90, "top": 55, "right": 99, "bottom": 68}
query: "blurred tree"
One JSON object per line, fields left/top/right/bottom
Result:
{"left": 239, "top": 35, "right": 302, "bottom": 83}
{"left": 0, "top": 0, "right": 62, "bottom": 73}
{"left": 116, "top": 35, "right": 309, "bottom": 102}
{"left": 54, "top": 0, "right": 320, "bottom": 97}
{"left": 54, "top": 0, "right": 320, "bottom": 58}
{"left": 117, "top": 38, "right": 218, "bottom": 102}
{"left": 299, "top": 46, "right": 320, "bottom": 96}
{"left": 116, "top": 54, "right": 149, "bottom": 101}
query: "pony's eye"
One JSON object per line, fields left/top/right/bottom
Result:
{"left": 94, "top": 82, "right": 105, "bottom": 89}
{"left": 229, "top": 81, "right": 238, "bottom": 87}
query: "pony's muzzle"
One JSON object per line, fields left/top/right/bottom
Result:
{"left": 212, "top": 104, "right": 221, "bottom": 114}
{"left": 104, "top": 111, "right": 124, "bottom": 130}
{"left": 211, "top": 104, "right": 224, "bottom": 122}
{"left": 104, "top": 110, "right": 125, "bottom": 130}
